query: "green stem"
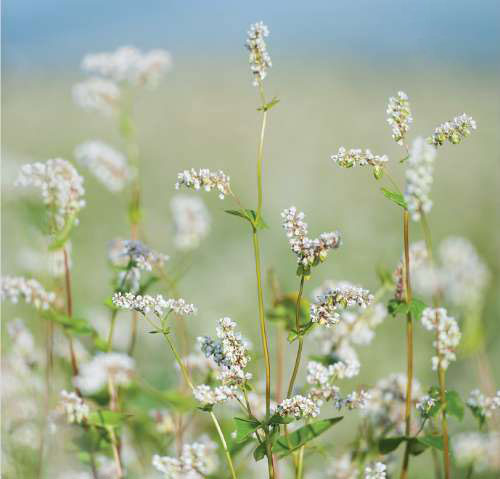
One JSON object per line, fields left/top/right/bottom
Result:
{"left": 400, "top": 209, "right": 414, "bottom": 479}
{"left": 438, "top": 364, "right": 451, "bottom": 479}
{"left": 159, "top": 328, "right": 237, "bottom": 479}
{"left": 107, "top": 309, "right": 118, "bottom": 352}
{"left": 287, "top": 275, "right": 305, "bottom": 398}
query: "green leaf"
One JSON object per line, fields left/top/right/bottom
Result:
{"left": 376, "top": 265, "right": 394, "bottom": 288}
{"left": 381, "top": 188, "right": 408, "bottom": 209}
{"left": 417, "top": 435, "right": 443, "bottom": 451}
{"left": 233, "top": 417, "right": 261, "bottom": 443}
{"left": 87, "top": 410, "right": 127, "bottom": 429}
{"left": 267, "top": 414, "right": 293, "bottom": 425}
{"left": 197, "top": 404, "right": 214, "bottom": 412}
{"left": 225, "top": 209, "right": 253, "bottom": 222}
{"left": 43, "top": 311, "right": 95, "bottom": 336}
{"left": 467, "top": 404, "right": 486, "bottom": 428}
{"left": 253, "top": 442, "right": 267, "bottom": 461}
{"left": 272, "top": 417, "right": 343, "bottom": 458}
{"left": 378, "top": 436, "right": 407, "bottom": 454}
{"left": 409, "top": 298, "right": 427, "bottom": 321}
{"left": 258, "top": 96, "right": 280, "bottom": 112}
{"left": 408, "top": 438, "right": 428, "bottom": 456}
{"left": 445, "top": 390, "right": 464, "bottom": 421}
{"left": 225, "top": 209, "right": 267, "bottom": 230}
{"left": 388, "top": 299, "right": 408, "bottom": 317}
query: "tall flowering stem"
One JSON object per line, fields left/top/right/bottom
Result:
{"left": 400, "top": 209, "right": 414, "bottom": 479}
{"left": 252, "top": 77, "right": 275, "bottom": 477}
{"left": 140, "top": 313, "right": 238, "bottom": 479}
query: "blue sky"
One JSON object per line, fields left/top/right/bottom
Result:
{"left": 3, "top": 0, "right": 500, "bottom": 70}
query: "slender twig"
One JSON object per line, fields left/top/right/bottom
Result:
{"left": 287, "top": 275, "right": 305, "bottom": 398}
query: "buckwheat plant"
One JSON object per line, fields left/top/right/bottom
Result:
{"left": 4, "top": 19, "right": 498, "bottom": 479}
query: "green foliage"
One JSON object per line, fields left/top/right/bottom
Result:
{"left": 43, "top": 310, "right": 95, "bottom": 336}
{"left": 266, "top": 293, "right": 309, "bottom": 331}
{"left": 254, "top": 417, "right": 343, "bottom": 461}
{"left": 445, "top": 390, "right": 465, "bottom": 421}
{"left": 234, "top": 417, "right": 261, "bottom": 442}
{"left": 379, "top": 435, "right": 443, "bottom": 455}
{"left": 387, "top": 298, "right": 426, "bottom": 320}
{"left": 87, "top": 410, "right": 127, "bottom": 429}
{"left": 225, "top": 208, "right": 268, "bottom": 231}
{"left": 381, "top": 188, "right": 408, "bottom": 209}
{"left": 257, "top": 96, "right": 280, "bottom": 112}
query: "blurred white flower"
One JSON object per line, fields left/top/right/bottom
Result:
{"left": 72, "top": 77, "right": 120, "bottom": 115}
{"left": 1, "top": 275, "right": 55, "bottom": 310}
{"left": 74, "top": 352, "right": 135, "bottom": 394}
{"left": 170, "top": 195, "right": 210, "bottom": 250}
{"left": 75, "top": 141, "right": 134, "bottom": 192}
{"left": 404, "top": 137, "right": 437, "bottom": 221}
{"left": 16, "top": 158, "right": 86, "bottom": 230}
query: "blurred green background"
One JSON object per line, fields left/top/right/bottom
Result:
{"left": 2, "top": 1, "right": 500, "bottom": 477}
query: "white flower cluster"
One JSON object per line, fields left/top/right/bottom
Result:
{"left": 330, "top": 147, "right": 389, "bottom": 169}
{"left": 1, "top": 276, "right": 55, "bottom": 310}
{"left": 72, "top": 77, "right": 121, "bottom": 116}
{"left": 16, "top": 158, "right": 86, "bottom": 230}
{"left": 404, "top": 137, "right": 437, "bottom": 221}
{"left": 170, "top": 195, "right": 210, "bottom": 250}
{"left": 311, "top": 284, "right": 373, "bottom": 328}
{"left": 193, "top": 384, "right": 239, "bottom": 406}
{"left": 365, "top": 462, "right": 387, "bottom": 479}
{"left": 112, "top": 292, "right": 197, "bottom": 318}
{"left": 429, "top": 113, "right": 477, "bottom": 147}
{"left": 276, "top": 395, "right": 320, "bottom": 419}
{"left": 453, "top": 432, "right": 500, "bottom": 472}
{"left": 6, "top": 318, "right": 42, "bottom": 367}
{"left": 59, "top": 390, "right": 89, "bottom": 424}
{"left": 363, "top": 373, "right": 423, "bottom": 435}
{"left": 393, "top": 241, "right": 428, "bottom": 301}
{"left": 74, "top": 141, "right": 133, "bottom": 192}
{"left": 328, "top": 453, "right": 359, "bottom": 479}
{"left": 416, "top": 395, "right": 437, "bottom": 417}
{"left": 175, "top": 168, "right": 231, "bottom": 199}
{"left": 110, "top": 239, "right": 168, "bottom": 272}
{"left": 305, "top": 361, "right": 366, "bottom": 411}
{"left": 153, "top": 440, "right": 217, "bottom": 479}
{"left": 421, "top": 307, "right": 461, "bottom": 370}
{"left": 467, "top": 389, "right": 500, "bottom": 418}
{"left": 415, "top": 237, "right": 491, "bottom": 308}
{"left": 82, "top": 46, "right": 172, "bottom": 87}
{"left": 246, "top": 21, "right": 272, "bottom": 86}
{"left": 386, "top": 91, "right": 412, "bottom": 145}
{"left": 199, "top": 318, "right": 251, "bottom": 386}
{"left": 281, "top": 207, "right": 341, "bottom": 270}
{"left": 74, "top": 352, "right": 135, "bottom": 394}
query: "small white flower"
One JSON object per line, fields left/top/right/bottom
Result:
{"left": 467, "top": 389, "right": 500, "bottom": 418}
{"left": 75, "top": 141, "right": 133, "bottom": 192}
{"left": 16, "top": 158, "right": 86, "bottom": 231}
{"left": 281, "top": 207, "right": 341, "bottom": 270}
{"left": 386, "top": 91, "right": 412, "bottom": 145}
{"left": 404, "top": 137, "right": 437, "bottom": 221}
{"left": 170, "top": 195, "right": 211, "bottom": 250}
{"left": 421, "top": 307, "right": 460, "bottom": 370}
{"left": 74, "top": 353, "right": 135, "bottom": 394}
{"left": 365, "top": 462, "right": 387, "bottom": 479}
{"left": 193, "top": 384, "right": 239, "bottom": 405}
{"left": 246, "top": 22, "right": 272, "bottom": 86}
{"left": 112, "top": 292, "right": 196, "bottom": 318}
{"left": 331, "top": 147, "right": 389, "bottom": 168}
{"left": 453, "top": 432, "right": 500, "bottom": 472}
{"left": 276, "top": 395, "right": 320, "bottom": 419}
{"left": 59, "top": 390, "right": 89, "bottom": 424}
{"left": 1, "top": 276, "right": 56, "bottom": 310}
{"left": 72, "top": 77, "right": 120, "bottom": 115}
{"left": 429, "top": 113, "right": 476, "bottom": 147}
{"left": 175, "top": 168, "right": 231, "bottom": 199}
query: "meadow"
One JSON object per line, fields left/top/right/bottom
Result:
{"left": 2, "top": 30, "right": 500, "bottom": 479}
